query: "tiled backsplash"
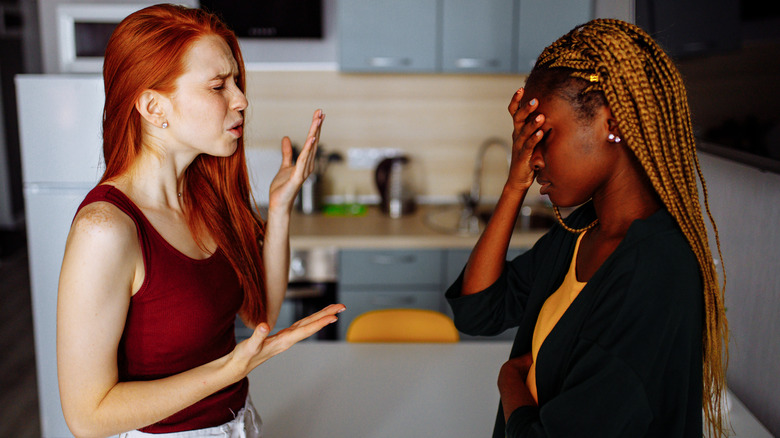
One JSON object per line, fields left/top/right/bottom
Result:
{"left": 243, "top": 70, "right": 541, "bottom": 205}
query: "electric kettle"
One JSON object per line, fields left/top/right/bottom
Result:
{"left": 375, "top": 156, "right": 416, "bottom": 218}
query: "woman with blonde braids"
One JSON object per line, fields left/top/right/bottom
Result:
{"left": 446, "top": 19, "right": 727, "bottom": 437}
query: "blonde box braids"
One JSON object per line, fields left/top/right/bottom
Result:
{"left": 533, "top": 19, "right": 729, "bottom": 437}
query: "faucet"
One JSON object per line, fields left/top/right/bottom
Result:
{"left": 458, "top": 137, "right": 511, "bottom": 234}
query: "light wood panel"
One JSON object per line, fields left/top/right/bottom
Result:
{"left": 243, "top": 71, "right": 532, "bottom": 202}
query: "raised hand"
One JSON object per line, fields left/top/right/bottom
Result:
{"left": 506, "top": 88, "right": 545, "bottom": 193}
{"left": 268, "top": 109, "right": 325, "bottom": 212}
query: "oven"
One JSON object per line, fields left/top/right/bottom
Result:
{"left": 236, "top": 246, "right": 338, "bottom": 341}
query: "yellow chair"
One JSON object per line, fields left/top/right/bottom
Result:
{"left": 346, "top": 308, "right": 460, "bottom": 343}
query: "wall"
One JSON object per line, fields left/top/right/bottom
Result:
{"left": 244, "top": 71, "right": 535, "bottom": 204}
{"left": 678, "top": 38, "right": 780, "bottom": 437}
{"left": 698, "top": 153, "right": 780, "bottom": 436}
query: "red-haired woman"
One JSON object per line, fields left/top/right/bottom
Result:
{"left": 56, "top": 4, "right": 344, "bottom": 437}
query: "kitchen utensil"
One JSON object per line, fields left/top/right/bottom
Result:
{"left": 375, "top": 155, "right": 416, "bottom": 218}
{"left": 294, "top": 145, "right": 343, "bottom": 214}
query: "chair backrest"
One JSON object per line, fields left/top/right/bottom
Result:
{"left": 346, "top": 308, "right": 460, "bottom": 343}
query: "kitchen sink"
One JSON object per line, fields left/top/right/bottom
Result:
{"left": 424, "top": 203, "right": 555, "bottom": 235}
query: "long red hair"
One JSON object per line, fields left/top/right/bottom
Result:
{"left": 101, "top": 4, "right": 266, "bottom": 325}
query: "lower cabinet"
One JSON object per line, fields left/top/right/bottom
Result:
{"left": 337, "top": 288, "right": 443, "bottom": 339}
{"left": 338, "top": 249, "right": 445, "bottom": 339}
{"left": 238, "top": 246, "right": 530, "bottom": 341}
{"left": 337, "top": 247, "right": 529, "bottom": 341}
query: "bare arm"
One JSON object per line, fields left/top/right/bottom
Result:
{"left": 461, "top": 90, "right": 544, "bottom": 294}
{"left": 262, "top": 109, "right": 324, "bottom": 329}
{"left": 57, "top": 201, "right": 341, "bottom": 438}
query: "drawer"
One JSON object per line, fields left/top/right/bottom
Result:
{"left": 339, "top": 249, "right": 443, "bottom": 286}
{"left": 443, "top": 248, "right": 529, "bottom": 287}
{"left": 337, "top": 288, "right": 442, "bottom": 339}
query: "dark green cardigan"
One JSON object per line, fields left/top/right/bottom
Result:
{"left": 446, "top": 202, "right": 703, "bottom": 437}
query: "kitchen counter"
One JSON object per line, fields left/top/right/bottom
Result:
{"left": 250, "top": 342, "right": 774, "bottom": 438}
{"left": 289, "top": 204, "right": 547, "bottom": 250}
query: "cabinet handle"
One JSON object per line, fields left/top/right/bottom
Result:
{"left": 368, "top": 57, "right": 412, "bottom": 67}
{"left": 370, "top": 254, "right": 417, "bottom": 265}
{"left": 455, "top": 58, "right": 499, "bottom": 69}
{"left": 371, "top": 295, "right": 416, "bottom": 306}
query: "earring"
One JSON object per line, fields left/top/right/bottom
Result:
{"left": 162, "top": 121, "right": 168, "bottom": 129}
{"left": 607, "top": 133, "right": 621, "bottom": 143}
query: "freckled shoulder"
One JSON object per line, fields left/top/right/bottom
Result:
{"left": 69, "top": 201, "right": 139, "bottom": 252}
{"left": 61, "top": 200, "right": 143, "bottom": 299}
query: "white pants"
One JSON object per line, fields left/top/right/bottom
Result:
{"left": 119, "top": 396, "right": 262, "bottom": 438}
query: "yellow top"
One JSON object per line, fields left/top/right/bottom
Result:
{"left": 526, "top": 232, "right": 587, "bottom": 403}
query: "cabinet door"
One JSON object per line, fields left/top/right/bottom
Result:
{"left": 441, "top": 0, "right": 516, "bottom": 73}
{"left": 516, "top": 0, "right": 592, "bottom": 72}
{"left": 338, "top": 0, "right": 438, "bottom": 72}
{"left": 338, "top": 288, "right": 442, "bottom": 339}
{"left": 340, "top": 249, "right": 443, "bottom": 287}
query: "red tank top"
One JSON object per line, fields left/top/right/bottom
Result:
{"left": 77, "top": 185, "right": 248, "bottom": 433}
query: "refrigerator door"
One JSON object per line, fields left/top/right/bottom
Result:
{"left": 24, "top": 187, "right": 91, "bottom": 437}
{"left": 16, "top": 74, "right": 104, "bottom": 437}
{"left": 16, "top": 75, "right": 104, "bottom": 185}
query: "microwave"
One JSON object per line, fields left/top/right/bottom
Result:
{"left": 55, "top": 3, "right": 149, "bottom": 73}
{"left": 54, "top": 2, "right": 197, "bottom": 73}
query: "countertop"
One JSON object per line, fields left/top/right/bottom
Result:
{"left": 250, "top": 342, "right": 774, "bottom": 438}
{"left": 288, "top": 204, "right": 547, "bottom": 250}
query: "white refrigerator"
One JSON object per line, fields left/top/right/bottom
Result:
{"left": 16, "top": 74, "right": 105, "bottom": 437}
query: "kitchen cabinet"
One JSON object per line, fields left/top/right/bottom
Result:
{"left": 338, "top": 0, "right": 438, "bottom": 72}
{"left": 338, "top": 0, "right": 592, "bottom": 73}
{"left": 338, "top": 248, "right": 445, "bottom": 338}
{"left": 441, "top": 0, "right": 516, "bottom": 73}
{"left": 515, "top": 0, "right": 594, "bottom": 72}
{"left": 336, "top": 246, "right": 533, "bottom": 340}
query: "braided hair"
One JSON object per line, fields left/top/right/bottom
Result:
{"left": 530, "top": 19, "right": 728, "bottom": 436}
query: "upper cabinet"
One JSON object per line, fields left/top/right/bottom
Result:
{"left": 515, "top": 0, "right": 595, "bottom": 72}
{"left": 338, "top": 0, "right": 593, "bottom": 74}
{"left": 338, "top": 0, "right": 439, "bottom": 72}
{"left": 441, "top": 0, "right": 516, "bottom": 73}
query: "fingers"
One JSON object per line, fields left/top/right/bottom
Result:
{"left": 511, "top": 96, "right": 541, "bottom": 141}
{"left": 289, "top": 304, "right": 345, "bottom": 329}
{"left": 504, "top": 88, "right": 546, "bottom": 191}
{"left": 280, "top": 136, "right": 293, "bottom": 167}
{"left": 508, "top": 89, "right": 544, "bottom": 160}
{"left": 293, "top": 110, "right": 325, "bottom": 178}
{"left": 246, "top": 322, "right": 270, "bottom": 353}
{"left": 507, "top": 87, "right": 524, "bottom": 116}
{"left": 283, "top": 311, "right": 340, "bottom": 343}
{"left": 515, "top": 113, "right": 545, "bottom": 160}
{"left": 306, "top": 109, "right": 324, "bottom": 144}
{"left": 261, "top": 305, "right": 344, "bottom": 357}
